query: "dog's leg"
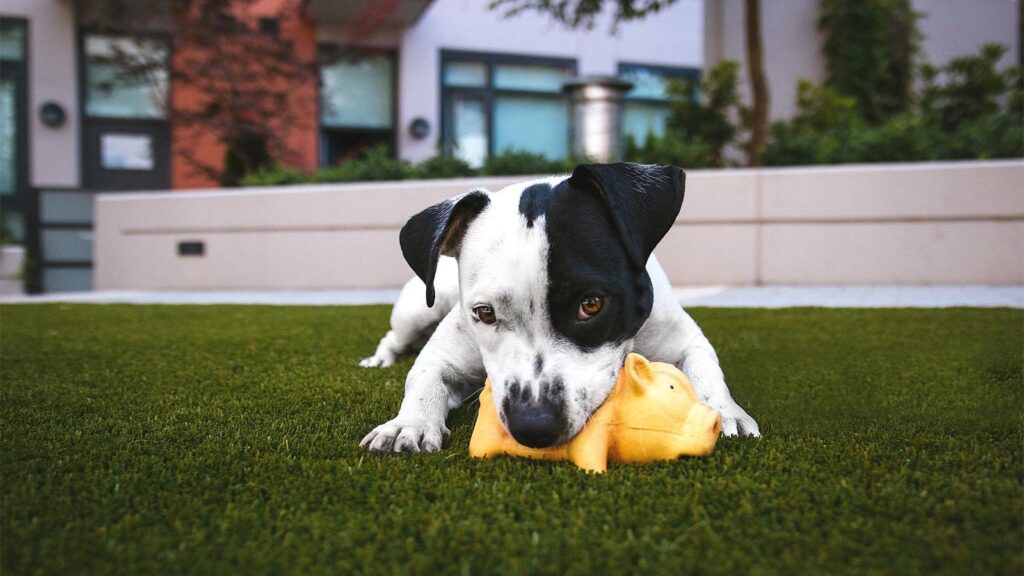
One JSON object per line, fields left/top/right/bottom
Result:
{"left": 671, "top": 310, "right": 759, "bottom": 437}
{"left": 360, "top": 308, "right": 484, "bottom": 453}
{"left": 360, "top": 258, "right": 459, "bottom": 368}
{"left": 637, "top": 261, "right": 759, "bottom": 437}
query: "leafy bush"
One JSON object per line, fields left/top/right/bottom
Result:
{"left": 481, "top": 149, "right": 574, "bottom": 176}
{"left": 240, "top": 164, "right": 308, "bottom": 186}
{"left": 624, "top": 131, "right": 714, "bottom": 168}
{"left": 920, "top": 44, "right": 1020, "bottom": 132}
{"left": 312, "top": 145, "right": 414, "bottom": 183}
{"left": 239, "top": 146, "right": 583, "bottom": 187}
{"left": 762, "top": 45, "right": 1023, "bottom": 166}
{"left": 818, "top": 0, "right": 920, "bottom": 123}
{"left": 411, "top": 154, "right": 478, "bottom": 179}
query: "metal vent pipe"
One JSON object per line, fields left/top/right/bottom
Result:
{"left": 562, "top": 76, "right": 634, "bottom": 162}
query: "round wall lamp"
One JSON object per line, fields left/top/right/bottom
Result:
{"left": 408, "top": 117, "right": 430, "bottom": 140}
{"left": 39, "top": 102, "right": 67, "bottom": 128}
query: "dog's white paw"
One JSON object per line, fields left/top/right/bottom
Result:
{"left": 359, "top": 416, "right": 449, "bottom": 453}
{"left": 358, "top": 352, "right": 395, "bottom": 368}
{"left": 715, "top": 400, "right": 761, "bottom": 438}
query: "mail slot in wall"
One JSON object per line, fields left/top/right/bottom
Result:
{"left": 177, "top": 241, "right": 205, "bottom": 257}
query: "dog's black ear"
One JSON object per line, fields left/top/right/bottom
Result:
{"left": 400, "top": 189, "right": 490, "bottom": 307}
{"left": 568, "top": 163, "right": 685, "bottom": 270}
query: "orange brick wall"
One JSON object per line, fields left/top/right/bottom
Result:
{"left": 169, "top": 0, "right": 319, "bottom": 189}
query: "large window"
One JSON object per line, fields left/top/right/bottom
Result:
{"left": 319, "top": 47, "right": 395, "bottom": 166}
{"left": 618, "top": 64, "right": 699, "bottom": 143}
{"left": 84, "top": 34, "right": 169, "bottom": 120}
{"left": 442, "top": 51, "right": 575, "bottom": 168}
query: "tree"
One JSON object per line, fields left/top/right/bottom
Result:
{"left": 744, "top": 0, "right": 768, "bottom": 165}
{"left": 817, "top": 0, "right": 920, "bottom": 124}
{"left": 490, "top": 0, "right": 770, "bottom": 166}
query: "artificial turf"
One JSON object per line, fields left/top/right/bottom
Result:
{"left": 0, "top": 304, "right": 1021, "bottom": 575}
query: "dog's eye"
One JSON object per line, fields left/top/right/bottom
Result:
{"left": 576, "top": 296, "right": 604, "bottom": 321}
{"left": 473, "top": 305, "right": 497, "bottom": 325}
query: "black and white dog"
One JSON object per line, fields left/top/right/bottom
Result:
{"left": 360, "top": 163, "right": 759, "bottom": 453}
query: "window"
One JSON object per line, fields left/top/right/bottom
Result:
{"left": 618, "top": 64, "right": 699, "bottom": 143}
{"left": 442, "top": 51, "right": 575, "bottom": 168}
{"left": 84, "top": 34, "right": 169, "bottom": 120}
{"left": 81, "top": 33, "right": 171, "bottom": 192}
{"left": 1, "top": 19, "right": 27, "bottom": 243}
{"left": 319, "top": 47, "right": 395, "bottom": 165}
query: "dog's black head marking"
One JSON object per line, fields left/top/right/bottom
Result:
{"left": 518, "top": 182, "right": 551, "bottom": 228}
{"left": 523, "top": 162, "right": 686, "bottom": 350}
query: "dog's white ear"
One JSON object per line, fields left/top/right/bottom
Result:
{"left": 399, "top": 188, "right": 490, "bottom": 307}
{"left": 568, "top": 163, "right": 685, "bottom": 270}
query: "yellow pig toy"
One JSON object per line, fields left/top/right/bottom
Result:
{"left": 469, "top": 353, "right": 722, "bottom": 473}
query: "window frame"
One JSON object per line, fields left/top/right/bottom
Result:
{"left": 317, "top": 44, "right": 399, "bottom": 166}
{"left": 440, "top": 50, "right": 577, "bottom": 164}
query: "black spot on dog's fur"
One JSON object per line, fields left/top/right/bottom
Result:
{"left": 534, "top": 355, "right": 544, "bottom": 376}
{"left": 518, "top": 183, "right": 551, "bottom": 228}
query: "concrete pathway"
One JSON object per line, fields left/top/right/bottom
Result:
{"left": 2, "top": 286, "right": 1022, "bottom": 308}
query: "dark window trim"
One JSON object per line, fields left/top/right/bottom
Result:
{"left": 440, "top": 49, "right": 577, "bottom": 162}
{"left": 316, "top": 44, "right": 399, "bottom": 166}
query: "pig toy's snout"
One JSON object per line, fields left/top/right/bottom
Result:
{"left": 678, "top": 403, "right": 722, "bottom": 456}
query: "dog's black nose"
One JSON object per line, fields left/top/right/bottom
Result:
{"left": 505, "top": 402, "right": 563, "bottom": 448}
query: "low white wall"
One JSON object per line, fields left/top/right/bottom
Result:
{"left": 95, "top": 160, "right": 1024, "bottom": 290}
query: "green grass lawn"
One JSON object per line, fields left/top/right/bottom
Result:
{"left": 1, "top": 305, "right": 1021, "bottom": 575}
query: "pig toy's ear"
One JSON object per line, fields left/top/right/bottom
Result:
{"left": 623, "top": 353, "right": 654, "bottom": 395}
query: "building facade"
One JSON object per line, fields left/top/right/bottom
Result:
{"left": 0, "top": 0, "right": 705, "bottom": 292}
{"left": 0, "top": 0, "right": 1019, "bottom": 293}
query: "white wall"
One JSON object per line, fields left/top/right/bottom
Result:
{"left": 705, "top": 0, "right": 1021, "bottom": 121}
{"left": 1, "top": 0, "right": 80, "bottom": 188}
{"left": 395, "top": 0, "right": 705, "bottom": 162}
{"left": 95, "top": 160, "right": 1024, "bottom": 291}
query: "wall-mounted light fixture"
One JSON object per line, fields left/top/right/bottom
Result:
{"left": 408, "top": 117, "right": 430, "bottom": 140}
{"left": 39, "top": 102, "right": 67, "bottom": 128}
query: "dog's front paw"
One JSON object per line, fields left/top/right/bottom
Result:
{"left": 715, "top": 400, "right": 761, "bottom": 438}
{"left": 359, "top": 416, "right": 450, "bottom": 453}
{"left": 358, "top": 353, "right": 394, "bottom": 368}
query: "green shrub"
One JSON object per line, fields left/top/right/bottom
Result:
{"left": 818, "top": 0, "right": 920, "bottom": 123}
{"left": 623, "top": 131, "right": 714, "bottom": 168}
{"left": 940, "top": 112, "right": 1024, "bottom": 161}
{"left": 481, "top": 149, "right": 573, "bottom": 176}
{"left": 920, "top": 44, "right": 1020, "bottom": 132}
{"left": 412, "top": 154, "right": 478, "bottom": 179}
{"left": 763, "top": 45, "right": 1024, "bottom": 166}
{"left": 240, "top": 164, "right": 308, "bottom": 186}
{"left": 312, "top": 145, "right": 414, "bottom": 183}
